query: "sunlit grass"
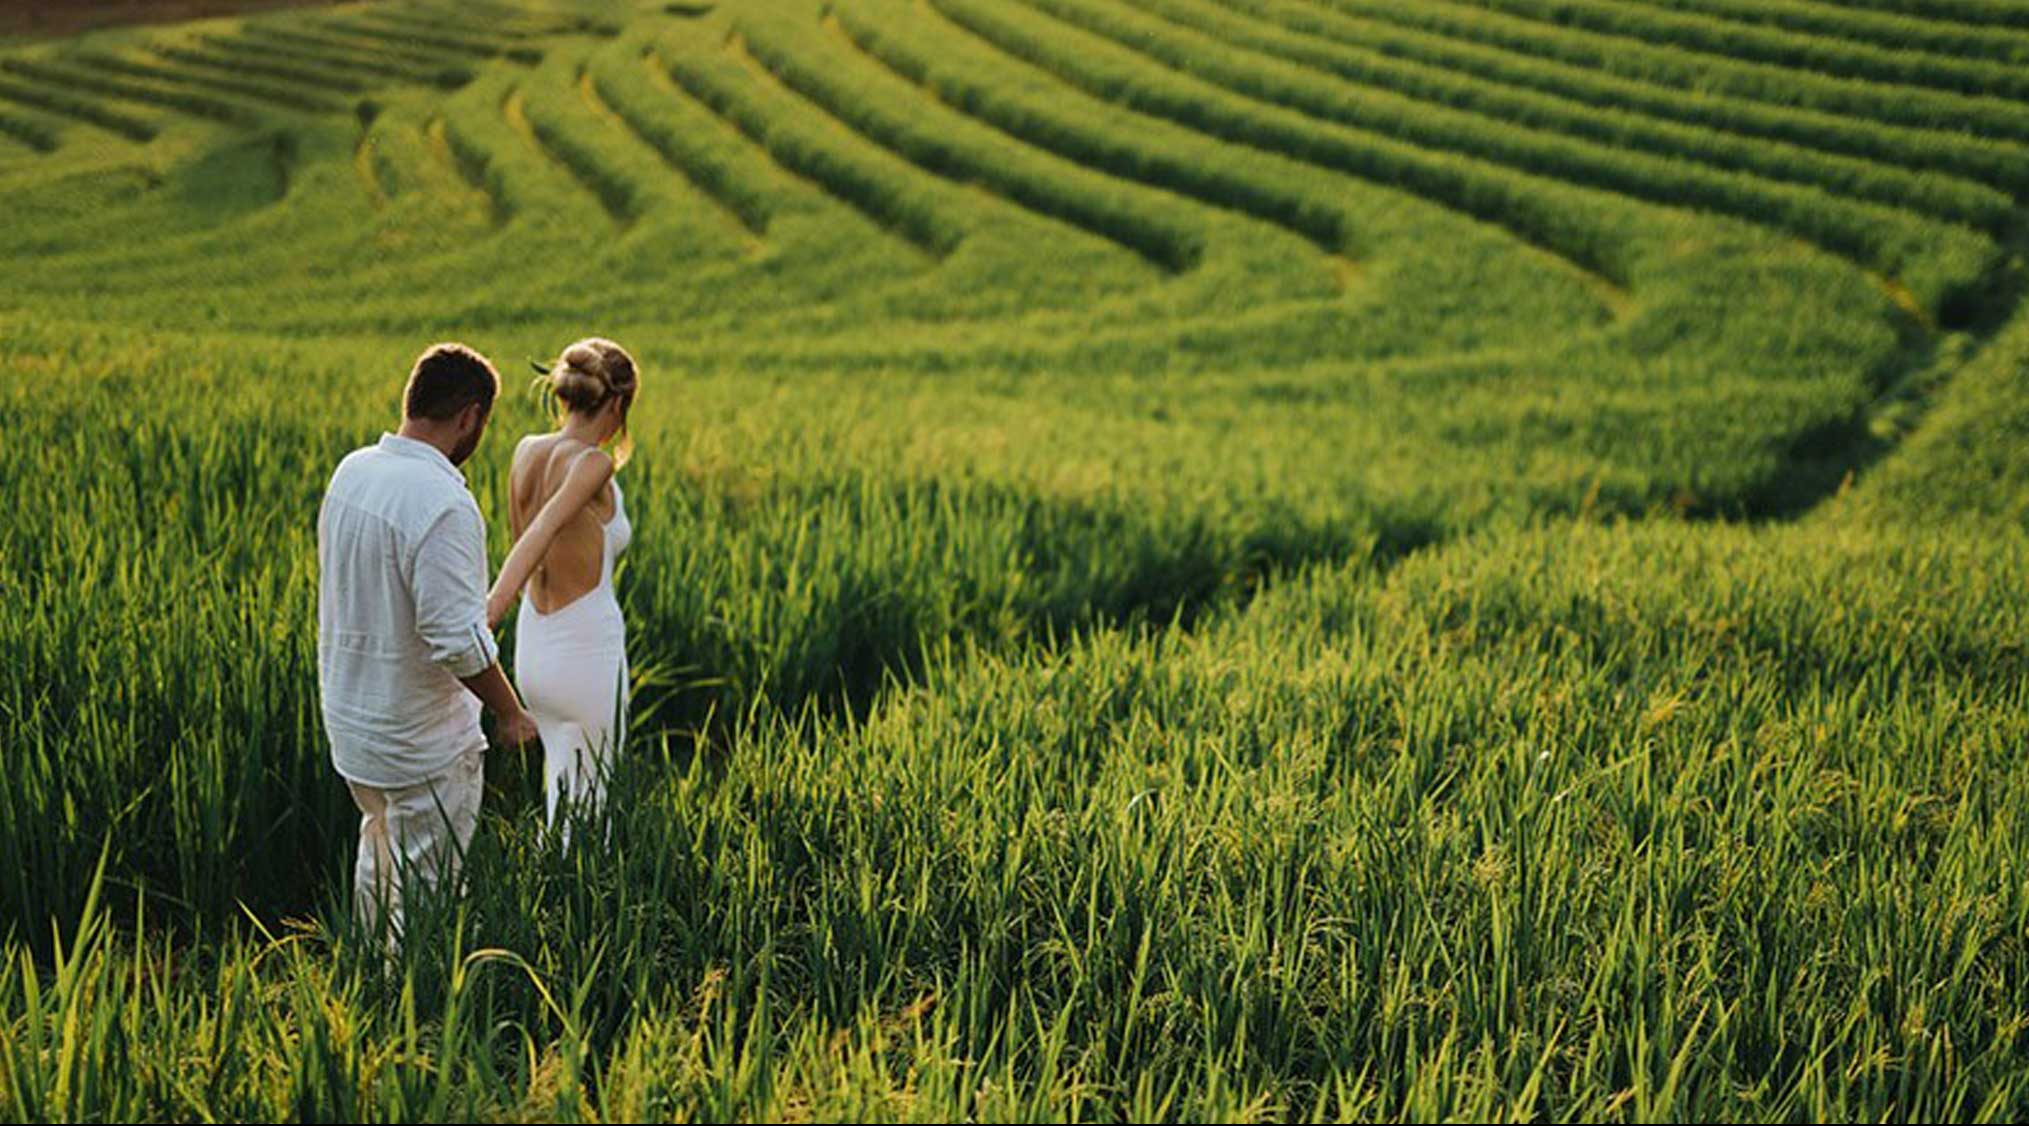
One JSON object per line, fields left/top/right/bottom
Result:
{"left": 1, "top": 0, "right": 2027, "bottom": 1119}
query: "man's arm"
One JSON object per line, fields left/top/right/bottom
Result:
{"left": 414, "top": 502, "right": 538, "bottom": 747}
{"left": 460, "top": 663, "right": 539, "bottom": 747}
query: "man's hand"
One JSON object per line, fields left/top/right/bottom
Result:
{"left": 459, "top": 663, "right": 537, "bottom": 747}
{"left": 495, "top": 707, "right": 540, "bottom": 749}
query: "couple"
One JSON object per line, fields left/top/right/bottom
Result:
{"left": 316, "top": 338, "right": 640, "bottom": 939}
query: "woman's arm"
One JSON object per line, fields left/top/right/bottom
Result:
{"left": 487, "top": 449, "right": 614, "bottom": 627}
{"left": 506, "top": 435, "right": 534, "bottom": 541}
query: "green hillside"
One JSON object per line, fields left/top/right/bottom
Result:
{"left": 3, "top": 0, "right": 2028, "bottom": 1119}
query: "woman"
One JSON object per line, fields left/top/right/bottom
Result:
{"left": 487, "top": 337, "right": 637, "bottom": 832}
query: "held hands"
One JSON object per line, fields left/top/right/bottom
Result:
{"left": 486, "top": 587, "right": 516, "bottom": 631}
{"left": 495, "top": 706, "right": 540, "bottom": 749}
{"left": 478, "top": 590, "right": 534, "bottom": 746}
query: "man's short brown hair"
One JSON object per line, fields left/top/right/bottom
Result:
{"left": 404, "top": 343, "right": 499, "bottom": 421}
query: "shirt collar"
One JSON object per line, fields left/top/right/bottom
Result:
{"left": 377, "top": 432, "right": 467, "bottom": 486}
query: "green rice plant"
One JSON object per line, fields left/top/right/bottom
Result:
{"left": 229, "top": 25, "right": 475, "bottom": 86}
{"left": 838, "top": 0, "right": 1674, "bottom": 292}
{"left": 1465, "top": 0, "right": 2029, "bottom": 102}
{"left": 1199, "top": 0, "right": 2029, "bottom": 194}
{"left": 661, "top": 42, "right": 967, "bottom": 257}
{"left": 519, "top": 52, "right": 780, "bottom": 264}
{"left": 0, "top": 242, "right": 1922, "bottom": 927}
{"left": 584, "top": 48, "right": 781, "bottom": 237}
{"left": 0, "top": 107, "right": 58, "bottom": 151}
{"left": 1805, "top": 0, "right": 2029, "bottom": 26}
{"left": 0, "top": 72, "right": 157, "bottom": 139}
{"left": 1837, "top": 304, "right": 2029, "bottom": 527}
{"left": 909, "top": 0, "right": 1999, "bottom": 316}
{"left": 399, "top": 2, "right": 620, "bottom": 44}
{"left": 735, "top": 14, "right": 1206, "bottom": 271}
{"left": 1065, "top": 0, "right": 2014, "bottom": 231}
{"left": 728, "top": 1, "right": 1645, "bottom": 335}
{"left": 325, "top": 15, "right": 528, "bottom": 62}
{"left": 1298, "top": 0, "right": 2029, "bottom": 147}
{"left": 432, "top": 79, "right": 545, "bottom": 222}
{"left": 2, "top": 2, "right": 2027, "bottom": 1115}
{"left": 354, "top": 7, "right": 548, "bottom": 44}
{"left": 0, "top": 56, "right": 256, "bottom": 124}
{"left": 409, "top": 116, "right": 503, "bottom": 225}
{"left": 505, "top": 79, "right": 641, "bottom": 224}
{"left": 152, "top": 42, "right": 373, "bottom": 96}
{"left": 6, "top": 485, "right": 2029, "bottom": 1119}
{"left": 73, "top": 50, "right": 347, "bottom": 114}
{"left": 1631, "top": 0, "right": 2029, "bottom": 63}
{"left": 1810, "top": 0, "right": 2029, "bottom": 26}
{"left": 414, "top": 0, "right": 616, "bottom": 38}
{"left": 255, "top": 20, "right": 486, "bottom": 75}
{"left": 714, "top": 9, "right": 1388, "bottom": 325}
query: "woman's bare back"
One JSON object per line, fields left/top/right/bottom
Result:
{"left": 508, "top": 433, "right": 617, "bottom": 615}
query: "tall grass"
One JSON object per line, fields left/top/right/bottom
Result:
{"left": 1197, "top": 0, "right": 2029, "bottom": 194}
{"left": 0, "top": 72, "right": 157, "bottom": 139}
{"left": 1466, "top": 0, "right": 2029, "bottom": 103}
{"left": 1025, "top": 0, "right": 2015, "bottom": 232}
{"left": 2, "top": 0, "right": 2027, "bottom": 1119}
{"left": 0, "top": 107, "right": 56, "bottom": 151}
{"left": 1301, "top": 0, "right": 2029, "bottom": 147}
{"left": 0, "top": 56, "right": 256, "bottom": 123}
{"left": 586, "top": 50, "right": 777, "bottom": 237}
{"left": 6, "top": 466, "right": 2029, "bottom": 1119}
{"left": 737, "top": 16, "right": 1205, "bottom": 271}
{"left": 663, "top": 44, "right": 967, "bottom": 258}
{"left": 229, "top": 24, "right": 476, "bottom": 87}
{"left": 75, "top": 51, "right": 347, "bottom": 114}
{"left": 907, "top": 0, "right": 2000, "bottom": 315}
{"left": 1634, "top": 0, "right": 2029, "bottom": 63}
{"left": 152, "top": 42, "right": 373, "bottom": 96}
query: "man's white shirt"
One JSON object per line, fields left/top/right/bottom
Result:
{"left": 318, "top": 433, "right": 497, "bottom": 787}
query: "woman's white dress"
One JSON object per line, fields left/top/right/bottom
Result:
{"left": 514, "top": 477, "right": 630, "bottom": 830}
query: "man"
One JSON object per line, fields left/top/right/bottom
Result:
{"left": 317, "top": 342, "right": 539, "bottom": 943}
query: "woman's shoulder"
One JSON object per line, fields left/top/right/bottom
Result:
{"left": 565, "top": 443, "right": 615, "bottom": 477}
{"left": 509, "top": 431, "right": 549, "bottom": 466}
{"left": 512, "top": 432, "right": 575, "bottom": 471}
{"left": 524, "top": 435, "right": 608, "bottom": 497}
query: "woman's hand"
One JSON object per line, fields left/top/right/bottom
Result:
{"left": 487, "top": 587, "right": 515, "bottom": 631}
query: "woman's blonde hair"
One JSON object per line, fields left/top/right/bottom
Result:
{"left": 546, "top": 337, "right": 638, "bottom": 467}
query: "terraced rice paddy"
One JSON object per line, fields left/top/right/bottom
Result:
{"left": 2, "top": 0, "right": 2028, "bottom": 1119}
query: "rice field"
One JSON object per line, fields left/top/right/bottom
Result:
{"left": 2, "top": 0, "right": 2028, "bottom": 1119}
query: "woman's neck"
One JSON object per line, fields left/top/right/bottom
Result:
{"left": 560, "top": 411, "right": 608, "bottom": 447}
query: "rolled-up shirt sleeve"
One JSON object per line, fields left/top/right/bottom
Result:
{"left": 410, "top": 500, "right": 498, "bottom": 679}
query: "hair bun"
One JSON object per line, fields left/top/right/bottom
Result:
{"left": 547, "top": 337, "right": 639, "bottom": 415}
{"left": 562, "top": 342, "right": 603, "bottom": 374}
{"left": 550, "top": 367, "right": 602, "bottom": 410}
